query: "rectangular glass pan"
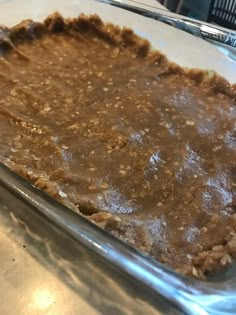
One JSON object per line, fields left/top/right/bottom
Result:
{"left": 0, "top": 1, "right": 236, "bottom": 314}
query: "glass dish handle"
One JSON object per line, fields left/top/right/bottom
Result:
{"left": 97, "top": 0, "right": 236, "bottom": 49}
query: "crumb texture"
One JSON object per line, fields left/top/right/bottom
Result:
{"left": 0, "top": 12, "right": 236, "bottom": 279}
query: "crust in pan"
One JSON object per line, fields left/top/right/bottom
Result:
{"left": 0, "top": 12, "right": 236, "bottom": 278}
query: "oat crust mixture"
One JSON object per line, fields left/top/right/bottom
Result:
{"left": 0, "top": 13, "right": 236, "bottom": 278}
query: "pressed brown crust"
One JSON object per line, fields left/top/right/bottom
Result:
{"left": 0, "top": 12, "right": 236, "bottom": 279}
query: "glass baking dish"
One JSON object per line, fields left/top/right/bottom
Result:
{"left": 0, "top": 1, "right": 236, "bottom": 314}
